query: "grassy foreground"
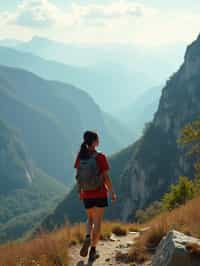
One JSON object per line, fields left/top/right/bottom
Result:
{"left": 0, "top": 221, "right": 139, "bottom": 266}
{"left": 1, "top": 196, "right": 200, "bottom": 265}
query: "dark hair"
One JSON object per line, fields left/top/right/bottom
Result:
{"left": 79, "top": 131, "right": 99, "bottom": 160}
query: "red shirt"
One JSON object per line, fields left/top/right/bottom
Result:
{"left": 74, "top": 151, "right": 109, "bottom": 199}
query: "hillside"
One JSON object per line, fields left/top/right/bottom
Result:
{"left": 0, "top": 69, "right": 74, "bottom": 184}
{"left": 0, "top": 119, "right": 66, "bottom": 242}
{"left": 40, "top": 34, "right": 200, "bottom": 229}
{"left": 0, "top": 64, "right": 127, "bottom": 184}
{"left": 0, "top": 119, "right": 31, "bottom": 194}
{"left": 0, "top": 47, "right": 134, "bottom": 149}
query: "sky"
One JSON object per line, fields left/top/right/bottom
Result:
{"left": 0, "top": 0, "right": 200, "bottom": 47}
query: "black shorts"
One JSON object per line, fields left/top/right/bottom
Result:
{"left": 83, "top": 198, "right": 108, "bottom": 209}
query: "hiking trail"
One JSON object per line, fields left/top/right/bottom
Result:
{"left": 69, "top": 231, "right": 152, "bottom": 266}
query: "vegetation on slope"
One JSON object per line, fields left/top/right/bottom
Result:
{"left": 0, "top": 119, "right": 67, "bottom": 242}
{"left": 123, "top": 117, "right": 200, "bottom": 263}
{"left": 0, "top": 119, "right": 31, "bottom": 194}
{"left": 0, "top": 221, "right": 139, "bottom": 266}
{"left": 0, "top": 167, "right": 66, "bottom": 243}
{"left": 126, "top": 196, "right": 200, "bottom": 264}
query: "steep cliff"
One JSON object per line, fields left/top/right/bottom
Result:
{"left": 115, "top": 34, "right": 200, "bottom": 220}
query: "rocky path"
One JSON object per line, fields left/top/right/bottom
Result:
{"left": 69, "top": 232, "right": 151, "bottom": 266}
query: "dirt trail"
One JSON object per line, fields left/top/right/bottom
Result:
{"left": 69, "top": 232, "right": 151, "bottom": 266}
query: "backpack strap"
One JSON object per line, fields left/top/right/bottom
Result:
{"left": 91, "top": 151, "right": 98, "bottom": 158}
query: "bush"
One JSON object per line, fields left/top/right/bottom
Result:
{"left": 162, "top": 176, "right": 195, "bottom": 210}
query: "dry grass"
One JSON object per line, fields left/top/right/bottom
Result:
{"left": 102, "top": 222, "right": 139, "bottom": 239}
{"left": 0, "top": 227, "right": 70, "bottom": 266}
{"left": 0, "top": 221, "right": 139, "bottom": 265}
{"left": 186, "top": 243, "right": 200, "bottom": 257}
{"left": 128, "top": 196, "right": 200, "bottom": 264}
{"left": 112, "top": 226, "right": 127, "bottom": 236}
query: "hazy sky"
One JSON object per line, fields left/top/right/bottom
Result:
{"left": 0, "top": 0, "right": 199, "bottom": 46}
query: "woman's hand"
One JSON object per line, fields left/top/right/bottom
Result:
{"left": 111, "top": 191, "right": 117, "bottom": 203}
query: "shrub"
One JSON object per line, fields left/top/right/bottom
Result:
{"left": 162, "top": 176, "right": 195, "bottom": 210}
{"left": 112, "top": 226, "right": 127, "bottom": 236}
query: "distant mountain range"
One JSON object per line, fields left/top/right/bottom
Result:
{"left": 40, "top": 34, "right": 200, "bottom": 228}
{"left": 119, "top": 86, "right": 162, "bottom": 137}
{"left": 0, "top": 36, "right": 185, "bottom": 112}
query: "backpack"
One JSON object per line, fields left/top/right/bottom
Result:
{"left": 76, "top": 152, "right": 104, "bottom": 192}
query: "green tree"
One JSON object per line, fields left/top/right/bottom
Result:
{"left": 178, "top": 117, "right": 200, "bottom": 193}
{"left": 178, "top": 118, "right": 200, "bottom": 155}
{"left": 162, "top": 176, "right": 194, "bottom": 210}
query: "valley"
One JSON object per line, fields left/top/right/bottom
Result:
{"left": 0, "top": 2, "right": 199, "bottom": 265}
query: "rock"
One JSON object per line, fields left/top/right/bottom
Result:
{"left": 153, "top": 230, "right": 200, "bottom": 266}
{"left": 110, "top": 234, "right": 117, "bottom": 241}
{"left": 126, "top": 240, "right": 134, "bottom": 247}
{"left": 129, "top": 231, "right": 140, "bottom": 235}
{"left": 139, "top": 227, "right": 151, "bottom": 233}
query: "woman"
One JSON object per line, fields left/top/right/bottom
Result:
{"left": 74, "top": 131, "right": 117, "bottom": 261}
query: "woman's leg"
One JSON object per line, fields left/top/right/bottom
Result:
{"left": 91, "top": 207, "right": 104, "bottom": 248}
{"left": 86, "top": 207, "right": 95, "bottom": 236}
{"left": 80, "top": 207, "right": 95, "bottom": 257}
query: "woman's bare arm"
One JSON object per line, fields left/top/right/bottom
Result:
{"left": 102, "top": 171, "right": 117, "bottom": 202}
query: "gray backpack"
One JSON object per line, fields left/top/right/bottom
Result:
{"left": 76, "top": 153, "right": 103, "bottom": 191}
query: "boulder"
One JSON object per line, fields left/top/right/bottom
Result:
{"left": 153, "top": 230, "right": 200, "bottom": 266}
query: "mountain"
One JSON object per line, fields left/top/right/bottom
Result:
{"left": 0, "top": 64, "right": 130, "bottom": 184}
{"left": 39, "top": 34, "right": 200, "bottom": 229}
{"left": 0, "top": 119, "right": 66, "bottom": 242}
{"left": 1, "top": 36, "right": 185, "bottom": 112}
{"left": 0, "top": 119, "right": 31, "bottom": 194}
{"left": 0, "top": 46, "right": 134, "bottom": 149}
{"left": 0, "top": 67, "right": 74, "bottom": 184}
{"left": 119, "top": 86, "right": 162, "bottom": 137}
{"left": 0, "top": 44, "right": 150, "bottom": 113}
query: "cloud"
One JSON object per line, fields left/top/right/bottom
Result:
{"left": 5, "top": 0, "right": 76, "bottom": 28}
{"left": 0, "top": 0, "right": 199, "bottom": 46}
{"left": 14, "top": 0, "right": 56, "bottom": 27}
{"left": 72, "top": 1, "right": 156, "bottom": 27}
{"left": 4, "top": 0, "right": 154, "bottom": 28}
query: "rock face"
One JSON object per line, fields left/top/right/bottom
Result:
{"left": 114, "top": 34, "right": 200, "bottom": 220}
{"left": 153, "top": 230, "right": 200, "bottom": 266}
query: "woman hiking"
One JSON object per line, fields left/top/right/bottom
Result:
{"left": 74, "top": 131, "right": 117, "bottom": 262}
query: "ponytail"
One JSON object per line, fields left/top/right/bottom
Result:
{"left": 79, "top": 141, "right": 90, "bottom": 160}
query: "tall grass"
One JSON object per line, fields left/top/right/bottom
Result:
{"left": 0, "top": 221, "right": 139, "bottom": 265}
{"left": 128, "top": 196, "right": 200, "bottom": 263}
{"left": 0, "top": 227, "right": 69, "bottom": 266}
